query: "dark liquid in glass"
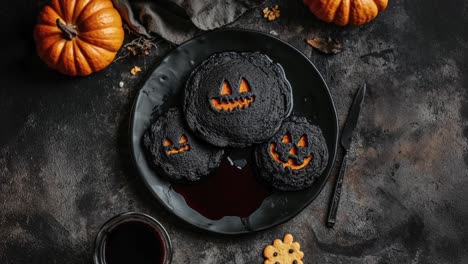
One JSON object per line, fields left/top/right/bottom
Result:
{"left": 104, "top": 221, "right": 164, "bottom": 264}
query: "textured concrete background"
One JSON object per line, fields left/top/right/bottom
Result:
{"left": 1, "top": 0, "right": 467, "bottom": 263}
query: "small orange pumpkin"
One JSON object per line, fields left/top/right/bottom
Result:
{"left": 304, "top": 0, "right": 388, "bottom": 26}
{"left": 34, "top": 0, "right": 124, "bottom": 76}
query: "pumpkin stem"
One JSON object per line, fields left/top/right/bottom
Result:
{"left": 56, "top": 18, "right": 77, "bottom": 40}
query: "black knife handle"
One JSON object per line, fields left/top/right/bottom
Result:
{"left": 326, "top": 152, "right": 349, "bottom": 228}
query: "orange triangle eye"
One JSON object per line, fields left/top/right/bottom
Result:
{"left": 297, "top": 135, "right": 308, "bottom": 147}
{"left": 163, "top": 138, "right": 173, "bottom": 147}
{"left": 179, "top": 135, "right": 188, "bottom": 144}
{"left": 221, "top": 81, "right": 232, "bottom": 95}
{"left": 238, "top": 79, "right": 251, "bottom": 93}
{"left": 282, "top": 133, "right": 292, "bottom": 143}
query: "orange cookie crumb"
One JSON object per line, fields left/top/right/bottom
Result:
{"left": 131, "top": 66, "right": 142, "bottom": 75}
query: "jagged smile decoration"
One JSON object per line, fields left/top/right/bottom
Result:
{"left": 210, "top": 79, "right": 254, "bottom": 111}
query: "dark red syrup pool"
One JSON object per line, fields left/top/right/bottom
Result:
{"left": 173, "top": 154, "right": 271, "bottom": 220}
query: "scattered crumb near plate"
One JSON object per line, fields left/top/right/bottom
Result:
{"left": 119, "top": 81, "right": 124, "bottom": 88}
{"left": 270, "top": 30, "right": 279, "bottom": 36}
{"left": 131, "top": 66, "right": 142, "bottom": 75}
{"left": 263, "top": 5, "right": 280, "bottom": 21}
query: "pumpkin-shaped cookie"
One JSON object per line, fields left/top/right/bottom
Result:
{"left": 34, "top": 0, "right": 124, "bottom": 76}
{"left": 304, "top": 0, "right": 388, "bottom": 26}
{"left": 255, "top": 116, "right": 328, "bottom": 191}
{"left": 183, "top": 52, "right": 293, "bottom": 148}
{"left": 264, "top": 234, "right": 304, "bottom": 264}
{"left": 143, "top": 108, "right": 224, "bottom": 183}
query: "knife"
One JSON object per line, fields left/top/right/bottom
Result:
{"left": 326, "top": 84, "right": 367, "bottom": 228}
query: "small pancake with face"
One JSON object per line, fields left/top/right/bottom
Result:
{"left": 255, "top": 116, "right": 328, "bottom": 191}
{"left": 183, "top": 52, "right": 293, "bottom": 148}
{"left": 143, "top": 108, "right": 224, "bottom": 183}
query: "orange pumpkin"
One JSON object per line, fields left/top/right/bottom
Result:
{"left": 34, "top": 0, "right": 124, "bottom": 76}
{"left": 304, "top": 0, "right": 388, "bottom": 26}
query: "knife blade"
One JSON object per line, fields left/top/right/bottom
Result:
{"left": 326, "top": 84, "right": 366, "bottom": 228}
{"left": 340, "top": 84, "right": 366, "bottom": 150}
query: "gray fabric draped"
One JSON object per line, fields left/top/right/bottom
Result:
{"left": 112, "top": 0, "right": 266, "bottom": 44}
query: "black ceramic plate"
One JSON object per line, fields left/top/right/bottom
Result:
{"left": 130, "top": 29, "right": 338, "bottom": 235}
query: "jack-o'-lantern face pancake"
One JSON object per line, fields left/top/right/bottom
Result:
{"left": 255, "top": 116, "right": 328, "bottom": 191}
{"left": 183, "top": 52, "right": 293, "bottom": 148}
{"left": 143, "top": 108, "right": 224, "bottom": 183}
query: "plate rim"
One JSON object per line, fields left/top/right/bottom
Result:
{"left": 129, "top": 28, "right": 339, "bottom": 235}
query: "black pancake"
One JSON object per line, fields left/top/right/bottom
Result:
{"left": 183, "top": 52, "right": 293, "bottom": 148}
{"left": 255, "top": 116, "right": 328, "bottom": 191}
{"left": 143, "top": 108, "right": 224, "bottom": 183}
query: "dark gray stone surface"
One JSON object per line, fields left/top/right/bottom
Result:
{"left": 1, "top": 0, "right": 467, "bottom": 263}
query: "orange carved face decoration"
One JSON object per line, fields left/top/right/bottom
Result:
{"left": 210, "top": 78, "right": 255, "bottom": 112}
{"left": 163, "top": 134, "right": 190, "bottom": 156}
{"left": 269, "top": 132, "right": 313, "bottom": 170}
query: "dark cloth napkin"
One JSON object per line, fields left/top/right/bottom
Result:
{"left": 112, "top": 0, "right": 266, "bottom": 44}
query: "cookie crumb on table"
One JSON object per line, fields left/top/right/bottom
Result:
{"left": 263, "top": 5, "right": 280, "bottom": 21}
{"left": 130, "top": 66, "right": 142, "bottom": 75}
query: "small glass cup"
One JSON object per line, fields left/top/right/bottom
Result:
{"left": 93, "top": 212, "right": 172, "bottom": 264}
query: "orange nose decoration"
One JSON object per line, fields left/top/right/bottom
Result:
{"left": 289, "top": 145, "right": 298, "bottom": 155}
